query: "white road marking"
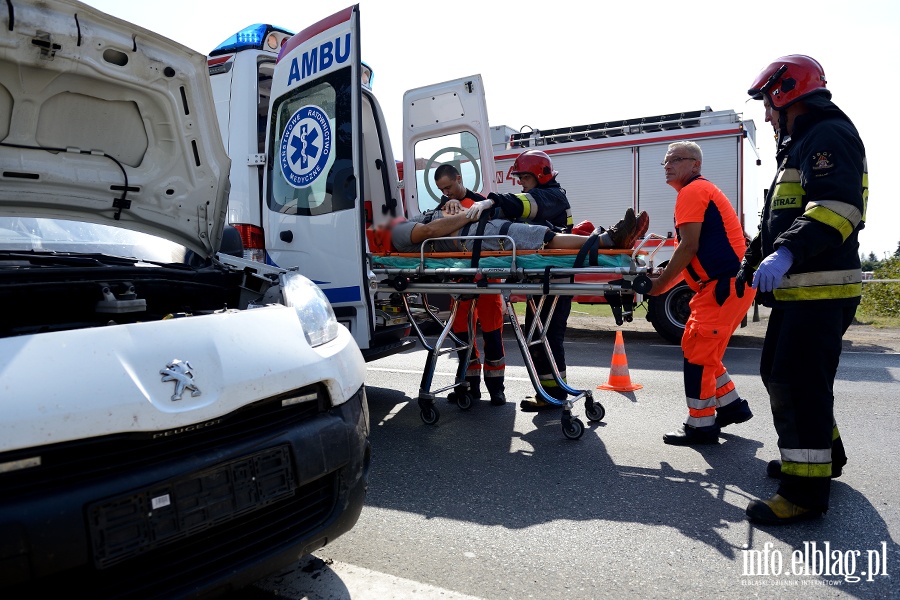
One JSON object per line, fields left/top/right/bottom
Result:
{"left": 256, "top": 558, "right": 485, "bottom": 600}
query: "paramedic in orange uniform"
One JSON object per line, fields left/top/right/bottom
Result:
{"left": 648, "top": 141, "right": 756, "bottom": 445}
{"left": 433, "top": 164, "right": 506, "bottom": 406}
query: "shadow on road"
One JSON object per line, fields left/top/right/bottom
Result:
{"left": 361, "top": 386, "right": 898, "bottom": 598}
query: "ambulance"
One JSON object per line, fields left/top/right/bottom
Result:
{"left": 210, "top": 8, "right": 758, "bottom": 345}
{"left": 207, "top": 22, "right": 416, "bottom": 361}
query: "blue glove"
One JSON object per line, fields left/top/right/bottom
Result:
{"left": 752, "top": 247, "right": 794, "bottom": 293}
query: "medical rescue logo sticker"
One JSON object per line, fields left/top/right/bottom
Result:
{"left": 279, "top": 105, "right": 332, "bottom": 188}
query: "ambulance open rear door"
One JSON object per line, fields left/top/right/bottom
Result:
{"left": 264, "top": 5, "right": 376, "bottom": 352}
{"left": 402, "top": 75, "right": 496, "bottom": 215}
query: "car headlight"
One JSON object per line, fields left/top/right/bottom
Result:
{"left": 280, "top": 273, "right": 340, "bottom": 347}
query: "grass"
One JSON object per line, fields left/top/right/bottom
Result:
{"left": 853, "top": 310, "right": 900, "bottom": 329}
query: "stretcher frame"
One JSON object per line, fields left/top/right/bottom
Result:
{"left": 372, "top": 233, "right": 664, "bottom": 440}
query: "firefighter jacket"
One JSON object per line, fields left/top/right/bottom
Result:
{"left": 490, "top": 177, "right": 574, "bottom": 232}
{"left": 745, "top": 100, "right": 867, "bottom": 306}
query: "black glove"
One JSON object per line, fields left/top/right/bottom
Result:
{"left": 735, "top": 261, "right": 754, "bottom": 299}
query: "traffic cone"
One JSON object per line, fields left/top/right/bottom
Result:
{"left": 597, "top": 330, "right": 643, "bottom": 391}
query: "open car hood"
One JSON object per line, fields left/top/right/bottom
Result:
{"left": 0, "top": 0, "right": 230, "bottom": 258}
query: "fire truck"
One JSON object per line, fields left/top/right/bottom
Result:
{"left": 489, "top": 110, "right": 759, "bottom": 342}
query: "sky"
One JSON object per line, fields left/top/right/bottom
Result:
{"left": 82, "top": 0, "right": 900, "bottom": 259}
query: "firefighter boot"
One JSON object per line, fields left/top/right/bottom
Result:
{"left": 663, "top": 424, "right": 720, "bottom": 446}
{"left": 715, "top": 399, "right": 753, "bottom": 428}
{"left": 746, "top": 494, "right": 822, "bottom": 525}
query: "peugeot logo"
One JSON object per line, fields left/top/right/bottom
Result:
{"left": 160, "top": 359, "right": 201, "bottom": 401}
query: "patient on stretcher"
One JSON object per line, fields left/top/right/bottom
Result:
{"left": 388, "top": 206, "right": 649, "bottom": 254}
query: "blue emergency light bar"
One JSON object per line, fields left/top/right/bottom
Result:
{"left": 210, "top": 24, "right": 294, "bottom": 56}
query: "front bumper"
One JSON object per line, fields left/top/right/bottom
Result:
{"left": 0, "top": 385, "right": 370, "bottom": 598}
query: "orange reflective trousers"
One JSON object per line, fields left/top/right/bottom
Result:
{"left": 681, "top": 277, "right": 755, "bottom": 428}
{"left": 451, "top": 293, "right": 505, "bottom": 399}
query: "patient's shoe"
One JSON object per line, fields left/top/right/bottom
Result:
{"left": 622, "top": 211, "right": 649, "bottom": 249}
{"left": 606, "top": 208, "right": 637, "bottom": 248}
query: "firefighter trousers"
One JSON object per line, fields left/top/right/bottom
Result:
{"left": 760, "top": 304, "right": 855, "bottom": 512}
{"left": 526, "top": 294, "right": 572, "bottom": 400}
{"left": 681, "top": 277, "right": 755, "bottom": 429}
{"left": 451, "top": 293, "right": 505, "bottom": 399}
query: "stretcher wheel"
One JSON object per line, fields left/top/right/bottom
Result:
{"left": 562, "top": 417, "right": 585, "bottom": 440}
{"left": 632, "top": 274, "right": 653, "bottom": 295}
{"left": 586, "top": 403, "right": 606, "bottom": 422}
{"left": 457, "top": 392, "right": 474, "bottom": 411}
{"left": 393, "top": 277, "right": 409, "bottom": 291}
{"left": 420, "top": 405, "right": 440, "bottom": 425}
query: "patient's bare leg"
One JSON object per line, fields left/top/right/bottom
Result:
{"left": 545, "top": 233, "right": 594, "bottom": 249}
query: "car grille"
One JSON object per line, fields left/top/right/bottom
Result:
{"left": 0, "top": 385, "right": 326, "bottom": 499}
{"left": 31, "top": 472, "right": 338, "bottom": 598}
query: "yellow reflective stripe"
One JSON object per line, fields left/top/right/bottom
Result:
{"left": 805, "top": 200, "right": 862, "bottom": 242}
{"left": 516, "top": 193, "right": 535, "bottom": 219}
{"left": 804, "top": 206, "right": 855, "bottom": 242}
{"left": 781, "top": 461, "right": 833, "bottom": 478}
{"left": 775, "top": 168, "right": 802, "bottom": 183}
{"left": 774, "top": 283, "right": 862, "bottom": 301}
{"left": 862, "top": 171, "right": 869, "bottom": 221}
{"left": 808, "top": 200, "right": 862, "bottom": 226}
{"left": 781, "top": 269, "right": 861, "bottom": 288}
{"left": 772, "top": 182, "right": 804, "bottom": 209}
{"left": 832, "top": 425, "right": 840, "bottom": 441}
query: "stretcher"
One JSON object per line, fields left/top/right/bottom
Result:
{"left": 371, "top": 232, "right": 664, "bottom": 440}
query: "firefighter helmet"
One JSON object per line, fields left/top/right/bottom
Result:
{"left": 511, "top": 150, "right": 557, "bottom": 185}
{"left": 747, "top": 55, "right": 830, "bottom": 109}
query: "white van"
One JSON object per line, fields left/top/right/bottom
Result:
{"left": 0, "top": 1, "right": 369, "bottom": 595}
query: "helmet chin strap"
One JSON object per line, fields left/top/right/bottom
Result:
{"left": 776, "top": 105, "right": 789, "bottom": 147}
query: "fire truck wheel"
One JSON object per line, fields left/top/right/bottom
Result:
{"left": 647, "top": 280, "right": 693, "bottom": 344}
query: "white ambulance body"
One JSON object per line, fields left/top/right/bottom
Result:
{"left": 208, "top": 21, "right": 415, "bottom": 361}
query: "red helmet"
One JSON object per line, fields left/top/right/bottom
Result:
{"left": 511, "top": 150, "right": 557, "bottom": 185}
{"left": 747, "top": 55, "right": 830, "bottom": 109}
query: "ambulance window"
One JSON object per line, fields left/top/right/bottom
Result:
{"left": 257, "top": 60, "right": 275, "bottom": 153}
{"left": 412, "top": 131, "right": 483, "bottom": 213}
{"left": 267, "top": 67, "right": 354, "bottom": 216}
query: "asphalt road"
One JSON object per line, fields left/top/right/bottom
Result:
{"left": 248, "top": 327, "right": 900, "bottom": 600}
